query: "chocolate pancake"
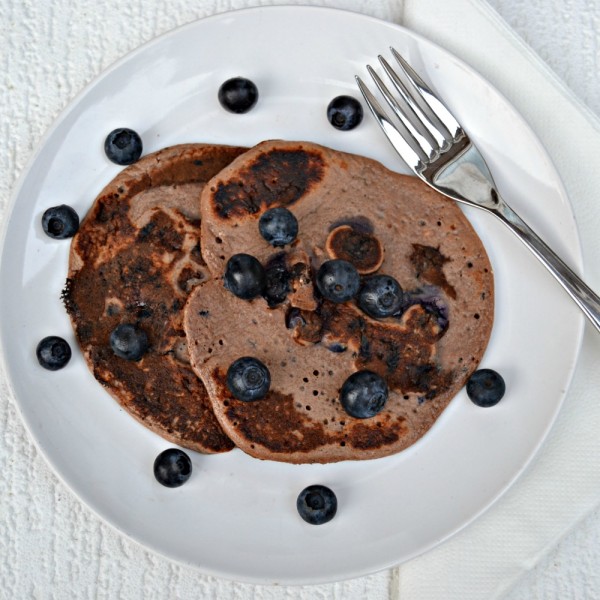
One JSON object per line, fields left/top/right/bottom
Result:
{"left": 185, "top": 140, "right": 494, "bottom": 463}
{"left": 64, "top": 143, "right": 246, "bottom": 453}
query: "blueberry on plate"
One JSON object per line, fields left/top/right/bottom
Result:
{"left": 36, "top": 336, "right": 71, "bottom": 371}
{"left": 104, "top": 128, "right": 143, "bottom": 165}
{"left": 357, "top": 274, "right": 405, "bottom": 319}
{"left": 41, "top": 205, "right": 79, "bottom": 239}
{"left": 224, "top": 253, "right": 266, "bottom": 300}
{"left": 297, "top": 484, "right": 337, "bottom": 525}
{"left": 259, "top": 207, "right": 298, "bottom": 247}
{"left": 109, "top": 324, "right": 149, "bottom": 361}
{"left": 466, "top": 368, "right": 506, "bottom": 407}
{"left": 327, "top": 95, "right": 363, "bottom": 130}
{"left": 226, "top": 357, "right": 271, "bottom": 402}
{"left": 316, "top": 259, "right": 360, "bottom": 303}
{"left": 218, "top": 77, "right": 259, "bottom": 114}
{"left": 153, "top": 448, "right": 192, "bottom": 488}
{"left": 340, "top": 370, "right": 388, "bottom": 418}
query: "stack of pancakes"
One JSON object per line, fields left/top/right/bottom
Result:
{"left": 65, "top": 140, "right": 494, "bottom": 463}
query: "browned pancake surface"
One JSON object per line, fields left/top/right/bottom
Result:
{"left": 185, "top": 140, "right": 494, "bottom": 462}
{"left": 65, "top": 144, "right": 246, "bottom": 453}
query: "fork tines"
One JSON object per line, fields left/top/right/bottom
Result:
{"left": 356, "top": 48, "right": 463, "bottom": 170}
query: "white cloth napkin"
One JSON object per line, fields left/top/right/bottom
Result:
{"left": 1, "top": 0, "right": 600, "bottom": 598}
{"left": 396, "top": 0, "right": 600, "bottom": 598}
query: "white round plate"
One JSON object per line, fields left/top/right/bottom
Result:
{"left": 0, "top": 6, "right": 584, "bottom": 585}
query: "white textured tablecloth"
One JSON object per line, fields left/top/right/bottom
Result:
{"left": 2, "top": 1, "right": 600, "bottom": 598}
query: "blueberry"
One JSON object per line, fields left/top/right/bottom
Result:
{"left": 153, "top": 448, "right": 192, "bottom": 488}
{"left": 316, "top": 259, "right": 360, "bottom": 303}
{"left": 285, "top": 307, "right": 305, "bottom": 330}
{"left": 218, "top": 77, "right": 259, "bottom": 114}
{"left": 327, "top": 95, "right": 363, "bottom": 130}
{"left": 340, "top": 370, "right": 388, "bottom": 418}
{"left": 36, "top": 336, "right": 71, "bottom": 371}
{"left": 41, "top": 205, "right": 79, "bottom": 239}
{"left": 357, "top": 275, "right": 405, "bottom": 319}
{"left": 110, "top": 324, "right": 149, "bottom": 361}
{"left": 226, "top": 357, "right": 271, "bottom": 402}
{"left": 224, "top": 253, "right": 266, "bottom": 300}
{"left": 104, "top": 128, "right": 143, "bottom": 165}
{"left": 297, "top": 484, "right": 337, "bottom": 525}
{"left": 466, "top": 369, "right": 506, "bottom": 407}
{"left": 263, "top": 253, "right": 291, "bottom": 307}
{"left": 408, "top": 286, "right": 449, "bottom": 330}
{"left": 326, "top": 342, "right": 347, "bottom": 353}
{"left": 259, "top": 207, "right": 298, "bottom": 247}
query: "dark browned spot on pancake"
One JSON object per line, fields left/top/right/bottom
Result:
{"left": 350, "top": 308, "right": 450, "bottom": 396}
{"left": 410, "top": 244, "right": 456, "bottom": 300}
{"left": 347, "top": 418, "right": 405, "bottom": 449}
{"left": 118, "top": 255, "right": 161, "bottom": 289}
{"left": 94, "top": 192, "right": 131, "bottom": 225}
{"left": 73, "top": 195, "right": 133, "bottom": 263}
{"left": 326, "top": 225, "right": 383, "bottom": 274}
{"left": 211, "top": 149, "right": 325, "bottom": 219}
{"left": 288, "top": 301, "right": 453, "bottom": 399}
{"left": 136, "top": 211, "right": 184, "bottom": 251}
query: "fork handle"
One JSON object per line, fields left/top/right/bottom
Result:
{"left": 492, "top": 198, "right": 600, "bottom": 333}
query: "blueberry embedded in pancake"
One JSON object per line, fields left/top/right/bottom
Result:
{"left": 65, "top": 144, "right": 246, "bottom": 454}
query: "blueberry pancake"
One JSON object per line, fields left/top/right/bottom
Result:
{"left": 185, "top": 140, "right": 494, "bottom": 463}
{"left": 64, "top": 144, "right": 245, "bottom": 453}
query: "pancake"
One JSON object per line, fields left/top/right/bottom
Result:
{"left": 64, "top": 143, "right": 246, "bottom": 453}
{"left": 184, "top": 140, "right": 494, "bottom": 463}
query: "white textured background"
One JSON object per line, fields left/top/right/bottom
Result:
{"left": 487, "top": 3, "right": 600, "bottom": 597}
{"left": 1, "top": 0, "right": 600, "bottom": 598}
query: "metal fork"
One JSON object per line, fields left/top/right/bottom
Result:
{"left": 356, "top": 47, "right": 600, "bottom": 333}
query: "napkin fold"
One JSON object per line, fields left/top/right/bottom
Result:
{"left": 396, "top": 0, "right": 600, "bottom": 598}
